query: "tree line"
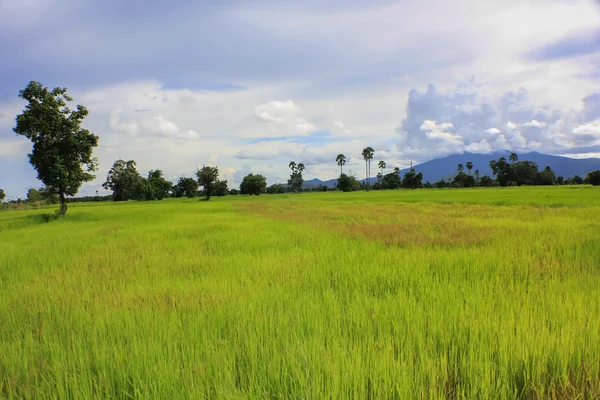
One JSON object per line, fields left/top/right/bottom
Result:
{"left": 2, "top": 81, "right": 600, "bottom": 216}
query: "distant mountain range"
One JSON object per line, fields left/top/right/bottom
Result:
{"left": 302, "top": 152, "right": 600, "bottom": 188}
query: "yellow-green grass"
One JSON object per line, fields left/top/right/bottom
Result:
{"left": 1, "top": 186, "right": 599, "bottom": 399}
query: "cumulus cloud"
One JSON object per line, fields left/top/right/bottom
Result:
{"left": 397, "top": 79, "right": 600, "bottom": 156}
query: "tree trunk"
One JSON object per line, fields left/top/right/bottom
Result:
{"left": 58, "top": 192, "right": 67, "bottom": 216}
{"left": 365, "top": 162, "right": 368, "bottom": 191}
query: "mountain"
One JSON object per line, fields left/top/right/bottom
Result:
{"left": 301, "top": 152, "right": 600, "bottom": 188}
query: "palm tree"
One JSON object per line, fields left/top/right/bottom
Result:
{"left": 289, "top": 161, "right": 296, "bottom": 171}
{"left": 509, "top": 152, "right": 518, "bottom": 164}
{"left": 393, "top": 167, "right": 400, "bottom": 175}
{"left": 489, "top": 160, "right": 497, "bottom": 177}
{"left": 378, "top": 161, "right": 386, "bottom": 185}
{"left": 361, "top": 147, "right": 375, "bottom": 191}
{"left": 474, "top": 169, "right": 480, "bottom": 181}
{"left": 376, "top": 172, "right": 382, "bottom": 186}
{"left": 457, "top": 163, "right": 464, "bottom": 173}
{"left": 466, "top": 161, "right": 473, "bottom": 175}
{"left": 336, "top": 154, "right": 346, "bottom": 175}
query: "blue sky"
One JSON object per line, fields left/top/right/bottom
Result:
{"left": 0, "top": 0, "right": 599, "bottom": 199}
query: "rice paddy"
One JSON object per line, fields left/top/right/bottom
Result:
{"left": 1, "top": 186, "right": 599, "bottom": 399}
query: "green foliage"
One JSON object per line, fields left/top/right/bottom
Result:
{"left": 229, "top": 189, "right": 239, "bottom": 196}
{"left": 452, "top": 172, "right": 476, "bottom": 188}
{"left": 287, "top": 162, "right": 305, "bottom": 192}
{"left": 335, "top": 154, "right": 346, "bottom": 175}
{"left": 479, "top": 175, "right": 495, "bottom": 187}
{"left": 0, "top": 189, "right": 5, "bottom": 202}
{"left": 585, "top": 170, "right": 600, "bottom": 186}
{"left": 39, "top": 186, "right": 59, "bottom": 204}
{"left": 213, "top": 180, "right": 229, "bottom": 197}
{"left": 240, "top": 174, "right": 267, "bottom": 195}
{"left": 13, "top": 81, "right": 99, "bottom": 216}
{"left": 103, "top": 159, "right": 141, "bottom": 201}
{"left": 382, "top": 172, "right": 402, "bottom": 189}
{"left": 27, "top": 189, "right": 41, "bottom": 202}
{"left": 336, "top": 173, "right": 361, "bottom": 192}
{"left": 173, "top": 177, "right": 198, "bottom": 198}
{"left": 401, "top": 168, "right": 423, "bottom": 190}
{"left": 361, "top": 147, "right": 375, "bottom": 191}
{"left": 536, "top": 166, "right": 556, "bottom": 186}
{"left": 196, "top": 166, "right": 220, "bottom": 200}
{"left": 267, "top": 183, "right": 286, "bottom": 194}
{"left": 147, "top": 170, "right": 172, "bottom": 200}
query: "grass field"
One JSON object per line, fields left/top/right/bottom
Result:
{"left": 1, "top": 186, "right": 599, "bottom": 399}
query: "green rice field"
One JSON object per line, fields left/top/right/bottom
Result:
{"left": 1, "top": 186, "right": 599, "bottom": 398}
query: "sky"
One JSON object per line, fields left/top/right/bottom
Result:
{"left": 0, "top": 0, "right": 599, "bottom": 199}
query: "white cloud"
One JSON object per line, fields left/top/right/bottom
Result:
{"left": 485, "top": 128, "right": 502, "bottom": 134}
{"left": 522, "top": 120, "right": 546, "bottom": 128}
{"left": 572, "top": 121, "right": 600, "bottom": 135}
{"left": 254, "top": 100, "right": 316, "bottom": 135}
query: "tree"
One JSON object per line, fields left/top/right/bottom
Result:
{"left": 457, "top": 163, "right": 464, "bottom": 173}
{"left": 39, "top": 186, "right": 59, "bottom": 204}
{"left": 453, "top": 172, "right": 475, "bottom": 188}
{"left": 378, "top": 160, "right": 386, "bottom": 186}
{"left": 14, "top": 81, "right": 99, "bottom": 216}
{"left": 240, "top": 174, "right": 267, "bottom": 195}
{"left": 267, "top": 183, "right": 286, "bottom": 194}
{"left": 361, "top": 147, "right": 374, "bottom": 191}
{"left": 479, "top": 175, "right": 494, "bottom": 187}
{"left": 288, "top": 161, "right": 305, "bottom": 192}
{"left": 489, "top": 160, "right": 497, "bottom": 177}
{"left": 466, "top": 161, "right": 473, "bottom": 175}
{"left": 536, "top": 166, "right": 555, "bottom": 185}
{"left": 337, "top": 173, "right": 361, "bottom": 192}
{"left": 0, "top": 189, "right": 5, "bottom": 203}
{"left": 571, "top": 175, "right": 584, "bottom": 185}
{"left": 336, "top": 154, "right": 346, "bottom": 175}
{"left": 27, "top": 188, "right": 42, "bottom": 202}
{"left": 213, "top": 180, "right": 229, "bottom": 197}
{"left": 509, "top": 152, "right": 518, "bottom": 164}
{"left": 147, "top": 170, "right": 172, "bottom": 200}
{"left": 474, "top": 169, "right": 480, "bottom": 182}
{"left": 133, "top": 177, "right": 155, "bottom": 201}
{"left": 196, "top": 166, "right": 220, "bottom": 200}
{"left": 382, "top": 172, "right": 402, "bottom": 189}
{"left": 585, "top": 170, "right": 600, "bottom": 186}
{"left": 401, "top": 168, "right": 423, "bottom": 190}
{"left": 556, "top": 176, "right": 564, "bottom": 185}
{"left": 103, "top": 159, "right": 142, "bottom": 201}
{"left": 173, "top": 177, "right": 198, "bottom": 198}
{"left": 393, "top": 167, "right": 400, "bottom": 175}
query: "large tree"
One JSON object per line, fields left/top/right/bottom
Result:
{"left": 173, "top": 177, "right": 198, "bottom": 198}
{"left": 103, "top": 159, "right": 142, "bottom": 201}
{"left": 240, "top": 174, "right": 267, "bottom": 195}
{"left": 336, "top": 154, "right": 346, "bottom": 175}
{"left": 14, "top": 81, "right": 99, "bottom": 216}
{"left": 585, "top": 170, "right": 600, "bottom": 186}
{"left": 509, "top": 152, "right": 519, "bottom": 164}
{"left": 0, "top": 189, "right": 5, "bottom": 203}
{"left": 27, "top": 188, "right": 42, "bottom": 202}
{"left": 337, "top": 173, "right": 361, "bottom": 192}
{"left": 288, "top": 161, "right": 305, "bottom": 192}
{"left": 196, "top": 166, "right": 220, "bottom": 200}
{"left": 361, "top": 147, "right": 374, "bottom": 191}
{"left": 147, "top": 170, "right": 172, "bottom": 200}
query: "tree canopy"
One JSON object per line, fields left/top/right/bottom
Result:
{"left": 14, "top": 81, "right": 99, "bottom": 216}
{"left": 196, "top": 166, "right": 220, "bottom": 200}
{"left": 241, "top": 174, "right": 267, "bottom": 195}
